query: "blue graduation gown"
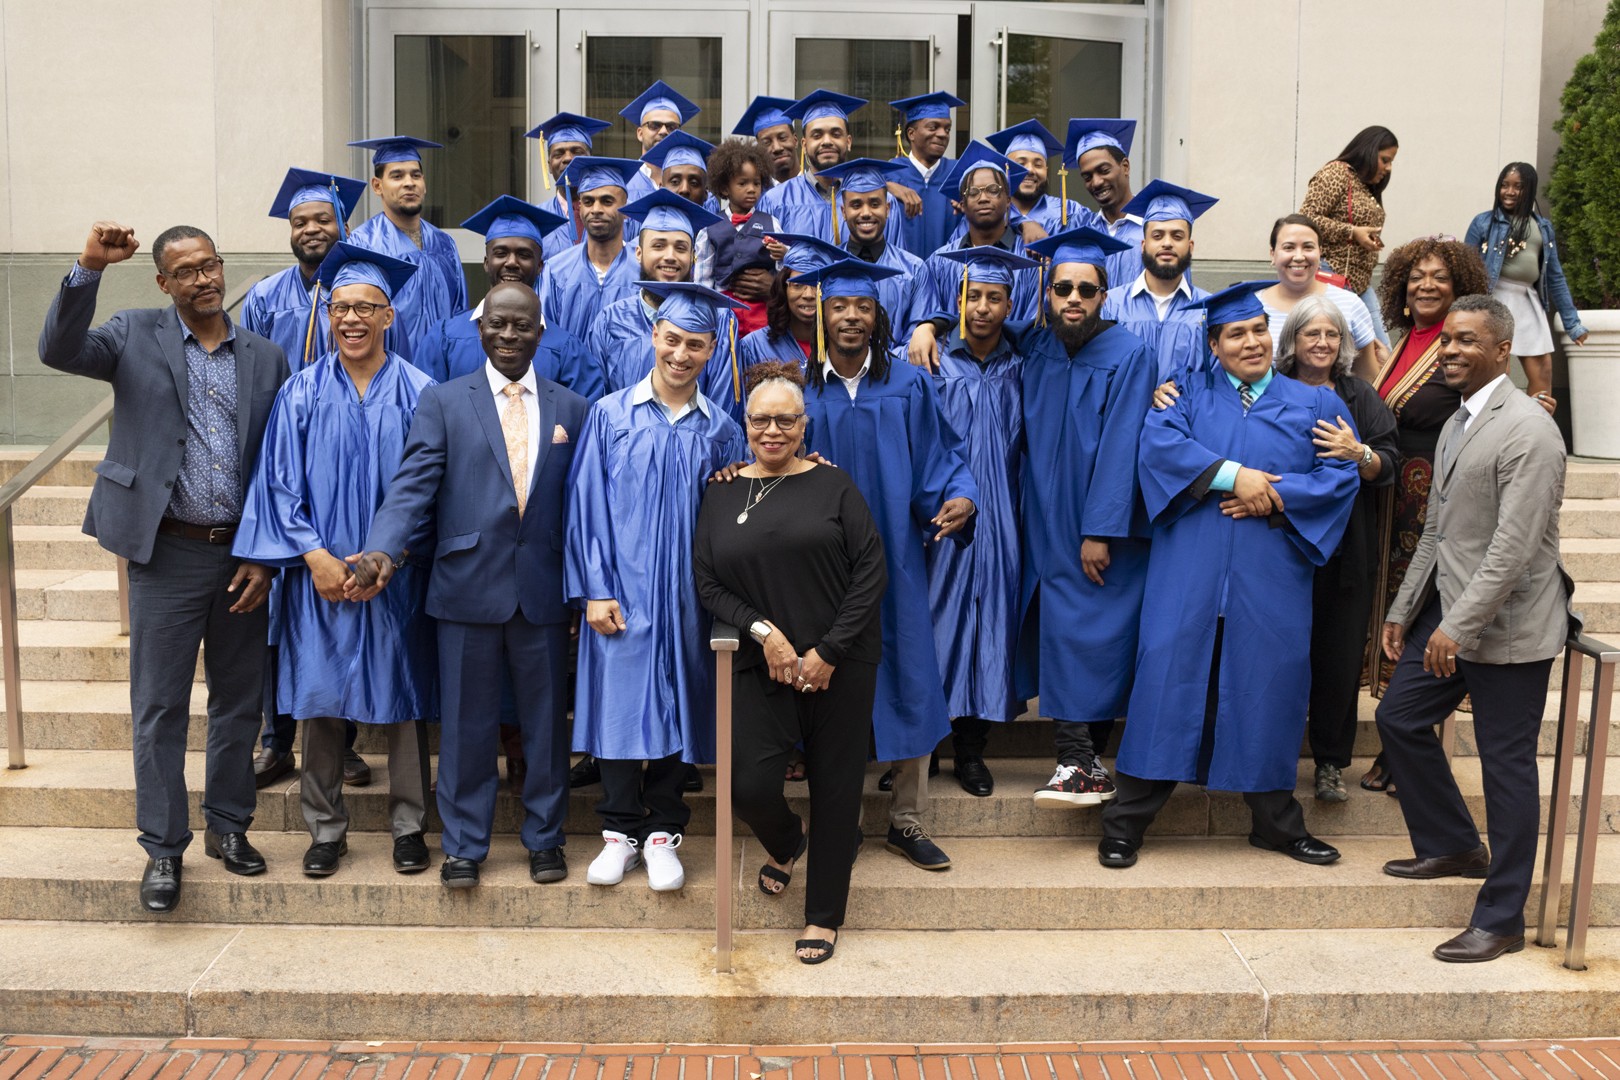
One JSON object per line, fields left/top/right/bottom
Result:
{"left": 919, "top": 233, "right": 1042, "bottom": 324}
{"left": 738, "top": 327, "right": 813, "bottom": 374}
{"left": 240, "top": 265, "right": 329, "bottom": 368}
{"left": 232, "top": 352, "right": 438, "bottom": 725}
{"left": 849, "top": 241, "right": 927, "bottom": 338}
{"left": 1101, "top": 215, "right": 1144, "bottom": 300}
{"left": 564, "top": 388, "right": 747, "bottom": 763}
{"left": 346, "top": 213, "right": 468, "bottom": 366}
{"left": 757, "top": 173, "right": 906, "bottom": 249}
{"left": 888, "top": 155, "right": 959, "bottom": 259}
{"left": 802, "top": 361, "right": 978, "bottom": 760}
{"left": 539, "top": 241, "right": 639, "bottom": 343}
{"left": 417, "top": 304, "right": 606, "bottom": 402}
{"left": 1122, "top": 370, "right": 1360, "bottom": 792}
{"left": 591, "top": 294, "right": 746, "bottom": 423}
{"left": 1100, "top": 277, "right": 1214, "bottom": 382}
{"left": 926, "top": 331, "right": 1024, "bottom": 722}
{"left": 1014, "top": 322, "right": 1156, "bottom": 722}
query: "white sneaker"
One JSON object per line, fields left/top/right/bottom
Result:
{"left": 586, "top": 830, "right": 640, "bottom": 885}
{"left": 643, "top": 831, "right": 685, "bottom": 892}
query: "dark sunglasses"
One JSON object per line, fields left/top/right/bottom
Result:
{"left": 1049, "top": 281, "right": 1102, "bottom": 299}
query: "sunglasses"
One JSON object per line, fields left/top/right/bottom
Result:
{"left": 1049, "top": 281, "right": 1103, "bottom": 299}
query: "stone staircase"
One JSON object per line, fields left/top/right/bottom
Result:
{"left": 2, "top": 452, "right": 1618, "bottom": 1043}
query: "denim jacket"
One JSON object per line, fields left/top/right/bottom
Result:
{"left": 1465, "top": 209, "right": 1586, "bottom": 339}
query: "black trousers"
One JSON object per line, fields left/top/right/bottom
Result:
{"left": 951, "top": 716, "right": 990, "bottom": 757}
{"left": 1308, "top": 558, "right": 1376, "bottom": 769}
{"left": 732, "top": 659, "right": 877, "bottom": 930}
{"left": 596, "top": 754, "right": 692, "bottom": 840}
{"left": 1053, "top": 719, "right": 1116, "bottom": 767}
{"left": 1375, "top": 599, "right": 1552, "bottom": 937}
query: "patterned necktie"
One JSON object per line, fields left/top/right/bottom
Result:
{"left": 1239, "top": 381, "right": 1255, "bottom": 412}
{"left": 1440, "top": 405, "right": 1470, "bottom": 474}
{"left": 501, "top": 383, "right": 529, "bottom": 517}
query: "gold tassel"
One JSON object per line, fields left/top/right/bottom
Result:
{"left": 798, "top": 138, "right": 806, "bottom": 178}
{"left": 895, "top": 125, "right": 905, "bottom": 158}
{"left": 302, "top": 278, "right": 321, "bottom": 367}
{"left": 1060, "top": 169, "right": 1068, "bottom": 228}
{"left": 730, "top": 313, "right": 740, "bottom": 402}
{"left": 829, "top": 187, "right": 839, "bottom": 245}
{"left": 1036, "top": 262, "right": 1047, "bottom": 328}
{"left": 816, "top": 286, "right": 825, "bottom": 365}
{"left": 539, "top": 146, "right": 552, "bottom": 193}
{"left": 957, "top": 266, "right": 968, "bottom": 340}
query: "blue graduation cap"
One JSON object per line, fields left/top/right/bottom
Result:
{"left": 986, "top": 119, "right": 1063, "bottom": 159}
{"left": 268, "top": 167, "right": 366, "bottom": 225}
{"left": 935, "top": 245, "right": 1041, "bottom": 288}
{"left": 641, "top": 130, "right": 715, "bottom": 172}
{"left": 733, "top": 96, "right": 798, "bottom": 137}
{"left": 1064, "top": 119, "right": 1136, "bottom": 166}
{"left": 460, "top": 195, "right": 568, "bottom": 245}
{"left": 524, "top": 112, "right": 614, "bottom": 150}
{"left": 621, "top": 188, "right": 725, "bottom": 236}
{"left": 791, "top": 258, "right": 904, "bottom": 300}
{"left": 317, "top": 241, "right": 418, "bottom": 301}
{"left": 942, "top": 142, "right": 1028, "bottom": 196}
{"left": 768, "top": 231, "right": 848, "bottom": 276}
{"left": 642, "top": 281, "right": 746, "bottom": 334}
{"left": 347, "top": 136, "right": 443, "bottom": 166}
{"left": 558, "top": 155, "right": 644, "bottom": 195}
{"left": 891, "top": 91, "right": 966, "bottom": 125}
{"left": 1186, "top": 280, "right": 1271, "bottom": 327}
{"left": 1026, "top": 225, "right": 1131, "bottom": 268}
{"left": 785, "top": 89, "right": 867, "bottom": 127}
{"left": 620, "top": 80, "right": 701, "bottom": 125}
{"left": 814, "top": 158, "right": 911, "bottom": 195}
{"left": 1121, "top": 179, "right": 1218, "bottom": 226}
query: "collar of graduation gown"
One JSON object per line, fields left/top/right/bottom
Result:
{"left": 942, "top": 326, "right": 1014, "bottom": 369}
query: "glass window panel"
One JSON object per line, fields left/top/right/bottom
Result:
{"left": 794, "top": 40, "right": 945, "bottom": 163}
{"left": 1005, "top": 34, "right": 1122, "bottom": 209}
{"left": 394, "top": 35, "right": 527, "bottom": 226}
{"left": 583, "top": 38, "right": 723, "bottom": 159}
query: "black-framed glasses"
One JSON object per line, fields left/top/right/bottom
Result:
{"left": 329, "top": 301, "right": 388, "bottom": 319}
{"left": 164, "top": 257, "right": 225, "bottom": 285}
{"left": 745, "top": 412, "right": 805, "bottom": 431}
{"left": 1049, "top": 281, "right": 1102, "bottom": 299}
{"left": 641, "top": 120, "right": 680, "bottom": 134}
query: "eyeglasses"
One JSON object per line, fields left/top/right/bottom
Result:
{"left": 745, "top": 412, "right": 805, "bottom": 431}
{"left": 1298, "top": 328, "right": 1342, "bottom": 343}
{"left": 1049, "top": 281, "right": 1102, "bottom": 299}
{"left": 164, "top": 257, "right": 225, "bottom": 285}
{"left": 962, "top": 184, "right": 1005, "bottom": 200}
{"left": 329, "top": 301, "right": 388, "bottom": 318}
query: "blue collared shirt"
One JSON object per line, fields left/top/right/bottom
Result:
{"left": 631, "top": 371, "right": 711, "bottom": 425}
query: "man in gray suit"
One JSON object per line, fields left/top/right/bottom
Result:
{"left": 1377, "top": 293, "right": 1578, "bottom": 963}
{"left": 39, "top": 221, "right": 288, "bottom": 913}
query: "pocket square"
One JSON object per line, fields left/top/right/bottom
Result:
{"left": 551, "top": 424, "right": 570, "bottom": 445}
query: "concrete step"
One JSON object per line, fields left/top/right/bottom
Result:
{"left": 1573, "top": 582, "right": 1620, "bottom": 634}
{"left": 0, "top": 919, "right": 1614, "bottom": 1041}
{"left": 1563, "top": 537, "right": 1620, "bottom": 581}
{"left": 1, "top": 826, "right": 1612, "bottom": 933}
{"left": 0, "top": 621, "right": 194, "bottom": 682}
{"left": 11, "top": 486, "right": 94, "bottom": 527}
{"left": 1567, "top": 460, "right": 1620, "bottom": 500}
{"left": 10, "top": 525, "right": 115, "bottom": 570}
{"left": 2, "top": 750, "right": 1614, "bottom": 839}
{"left": 12, "top": 569, "right": 119, "bottom": 621}
{"left": 1562, "top": 498, "right": 1620, "bottom": 539}
{"left": 0, "top": 451, "right": 103, "bottom": 488}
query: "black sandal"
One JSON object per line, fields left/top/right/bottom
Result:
{"left": 758, "top": 832, "right": 809, "bottom": 896}
{"left": 1360, "top": 754, "right": 1394, "bottom": 793}
{"left": 796, "top": 930, "right": 837, "bottom": 964}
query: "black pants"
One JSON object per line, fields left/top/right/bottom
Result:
{"left": 1375, "top": 599, "right": 1552, "bottom": 937}
{"left": 732, "top": 659, "right": 877, "bottom": 930}
{"left": 596, "top": 753, "right": 692, "bottom": 840}
{"left": 951, "top": 717, "right": 990, "bottom": 757}
{"left": 1308, "top": 558, "right": 1376, "bottom": 768}
{"left": 1053, "top": 719, "right": 1116, "bottom": 767}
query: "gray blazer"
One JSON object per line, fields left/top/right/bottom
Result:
{"left": 1388, "top": 377, "right": 1580, "bottom": 664}
{"left": 37, "top": 273, "right": 289, "bottom": 565}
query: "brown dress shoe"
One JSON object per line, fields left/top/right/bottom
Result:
{"left": 1433, "top": 926, "right": 1525, "bottom": 963}
{"left": 1383, "top": 845, "right": 1489, "bottom": 879}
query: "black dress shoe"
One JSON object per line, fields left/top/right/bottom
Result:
{"left": 1250, "top": 833, "right": 1340, "bottom": 865}
{"left": 877, "top": 752, "right": 941, "bottom": 792}
{"left": 1384, "top": 845, "right": 1490, "bottom": 879}
{"left": 1433, "top": 926, "right": 1526, "bottom": 963}
{"left": 441, "top": 856, "right": 480, "bottom": 888}
{"left": 885, "top": 824, "right": 951, "bottom": 870}
{"left": 1097, "top": 837, "right": 1139, "bottom": 869}
{"left": 569, "top": 754, "right": 601, "bottom": 788}
{"left": 529, "top": 846, "right": 568, "bottom": 883}
{"left": 253, "top": 745, "right": 296, "bottom": 789}
{"left": 303, "top": 839, "right": 347, "bottom": 877}
{"left": 343, "top": 749, "right": 372, "bottom": 786}
{"left": 953, "top": 756, "right": 994, "bottom": 797}
{"left": 683, "top": 764, "right": 704, "bottom": 792}
{"left": 140, "top": 856, "right": 183, "bottom": 913}
{"left": 204, "top": 830, "right": 267, "bottom": 875}
{"left": 393, "top": 832, "right": 430, "bottom": 874}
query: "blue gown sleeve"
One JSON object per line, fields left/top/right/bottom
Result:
{"left": 1081, "top": 340, "right": 1156, "bottom": 540}
{"left": 907, "top": 373, "right": 979, "bottom": 546}
{"left": 545, "top": 328, "right": 606, "bottom": 403}
{"left": 563, "top": 403, "right": 622, "bottom": 605}
{"left": 418, "top": 318, "right": 450, "bottom": 385}
{"left": 239, "top": 288, "right": 269, "bottom": 339}
{"left": 1138, "top": 380, "right": 1226, "bottom": 525}
{"left": 1269, "top": 388, "right": 1361, "bottom": 566}
{"left": 232, "top": 379, "right": 321, "bottom": 568}
{"left": 364, "top": 387, "right": 447, "bottom": 559}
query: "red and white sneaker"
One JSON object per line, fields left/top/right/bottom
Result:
{"left": 643, "top": 831, "right": 686, "bottom": 892}
{"left": 586, "top": 830, "right": 640, "bottom": 885}
{"left": 1033, "top": 760, "right": 1114, "bottom": 808}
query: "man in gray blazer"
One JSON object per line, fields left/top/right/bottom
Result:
{"left": 1377, "top": 293, "right": 1578, "bottom": 963}
{"left": 39, "top": 221, "right": 288, "bottom": 913}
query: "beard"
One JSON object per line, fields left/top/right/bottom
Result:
{"left": 1144, "top": 248, "right": 1193, "bottom": 281}
{"left": 1052, "top": 309, "right": 1104, "bottom": 352}
{"left": 292, "top": 237, "right": 328, "bottom": 271}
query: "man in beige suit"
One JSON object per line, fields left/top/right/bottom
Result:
{"left": 1376, "top": 293, "right": 1578, "bottom": 964}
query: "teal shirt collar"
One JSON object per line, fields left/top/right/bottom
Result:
{"left": 1225, "top": 366, "right": 1274, "bottom": 400}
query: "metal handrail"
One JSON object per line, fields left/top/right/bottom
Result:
{"left": 3, "top": 274, "right": 262, "bottom": 769}
{"left": 710, "top": 620, "right": 740, "bottom": 973}
{"left": 1536, "top": 631, "right": 1617, "bottom": 970}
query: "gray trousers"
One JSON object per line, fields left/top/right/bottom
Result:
{"left": 301, "top": 716, "right": 426, "bottom": 843}
{"left": 127, "top": 532, "right": 268, "bottom": 857}
{"left": 886, "top": 753, "right": 930, "bottom": 829}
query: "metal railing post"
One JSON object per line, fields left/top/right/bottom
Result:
{"left": 711, "top": 620, "right": 740, "bottom": 974}
{"left": 1566, "top": 652, "right": 1613, "bottom": 970}
{"left": 1, "top": 508, "right": 25, "bottom": 769}
{"left": 1536, "top": 647, "right": 1582, "bottom": 947}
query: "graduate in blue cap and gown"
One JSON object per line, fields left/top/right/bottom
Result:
{"left": 234, "top": 241, "right": 437, "bottom": 878}
{"left": 242, "top": 168, "right": 367, "bottom": 371}
{"left": 417, "top": 195, "right": 602, "bottom": 401}
{"left": 797, "top": 259, "right": 978, "bottom": 871}
{"left": 346, "top": 136, "right": 468, "bottom": 366}
{"left": 1100, "top": 179, "right": 1215, "bottom": 382}
{"left": 638, "top": 128, "right": 725, "bottom": 216}
{"left": 925, "top": 246, "right": 1039, "bottom": 796}
{"left": 887, "top": 92, "right": 967, "bottom": 259}
{"left": 620, "top": 81, "right": 705, "bottom": 204}
{"left": 736, "top": 233, "right": 847, "bottom": 371}
{"left": 758, "top": 90, "right": 906, "bottom": 249}
{"left": 985, "top": 120, "right": 1100, "bottom": 238}
{"left": 540, "top": 156, "right": 645, "bottom": 343}
{"left": 812, "top": 158, "right": 927, "bottom": 336}
{"left": 1098, "top": 281, "right": 1358, "bottom": 870}
{"left": 734, "top": 95, "right": 802, "bottom": 184}
{"left": 1065, "top": 120, "right": 1141, "bottom": 289}
{"left": 566, "top": 281, "right": 748, "bottom": 892}
{"left": 523, "top": 112, "right": 619, "bottom": 260}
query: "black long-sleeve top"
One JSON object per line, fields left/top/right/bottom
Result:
{"left": 693, "top": 465, "right": 887, "bottom": 673}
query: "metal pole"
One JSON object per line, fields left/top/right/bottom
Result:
{"left": 1536, "top": 647, "right": 1581, "bottom": 947}
{"left": 1565, "top": 656, "right": 1613, "bottom": 971}
{"left": 1, "top": 509, "right": 25, "bottom": 769}
{"left": 711, "top": 621, "right": 740, "bottom": 975}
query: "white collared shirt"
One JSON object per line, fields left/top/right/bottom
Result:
{"left": 485, "top": 360, "right": 541, "bottom": 487}
{"left": 1127, "top": 271, "right": 1194, "bottom": 322}
{"left": 1104, "top": 213, "right": 1144, "bottom": 237}
{"left": 631, "top": 372, "right": 711, "bottom": 426}
{"left": 908, "top": 153, "right": 940, "bottom": 183}
{"left": 1461, "top": 373, "right": 1510, "bottom": 432}
{"left": 822, "top": 351, "right": 872, "bottom": 400}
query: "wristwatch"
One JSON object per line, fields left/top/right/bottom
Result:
{"left": 1359, "top": 444, "right": 1374, "bottom": 468}
{"left": 749, "top": 619, "right": 773, "bottom": 644}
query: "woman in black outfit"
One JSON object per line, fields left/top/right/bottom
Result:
{"left": 693, "top": 361, "right": 887, "bottom": 965}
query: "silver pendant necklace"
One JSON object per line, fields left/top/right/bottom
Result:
{"left": 736, "top": 472, "right": 790, "bottom": 524}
